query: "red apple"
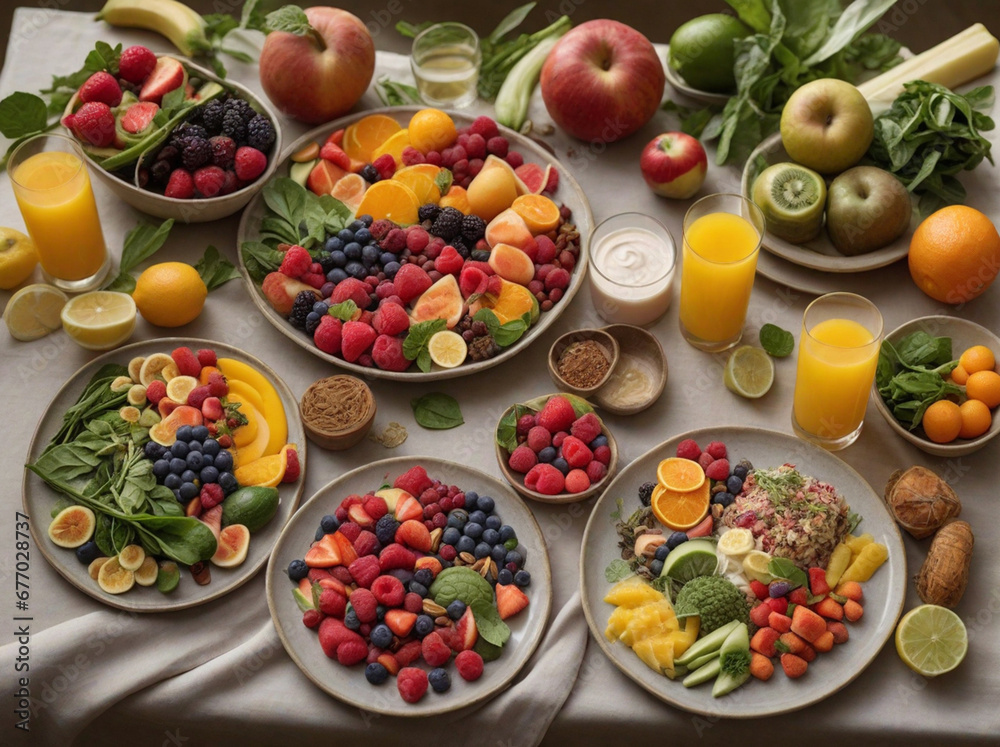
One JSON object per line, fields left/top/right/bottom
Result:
{"left": 639, "top": 132, "right": 708, "bottom": 199}
{"left": 540, "top": 20, "right": 665, "bottom": 143}
{"left": 259, "top": 7, "right": 375, "bottom": 125}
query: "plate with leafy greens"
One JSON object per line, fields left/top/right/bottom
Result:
{"left": 265, "top": 456, "right": 552, "bottom": 716}
{"left": 22, "top": 338, "right": 305, "bottom": 612}
{"left": 580, "top": 426, "right": 906, "bottom": 718}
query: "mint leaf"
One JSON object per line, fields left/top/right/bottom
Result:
{"left": 605, "top": 558, "right": 631, "bottom": 583}
{"left": 496, "top": 403, "right": 531, "bottom": 452}
{"left": 103, "top": 271, "right": 137, "bottom": 294}
{"left": 471, "top": 600, "right": 510, "bottom": 647}
{"left": 767, "top": 557, "right": 809, "bottom": 590}
{"left": 265, "top": 5, "right": 313, "bottom": 35}
{"left": 0, "top": 93, "right": 48, "bottom": 138}
{"left": 327, "top": 299, "right": 358, "bottom": 322}
{"left": 760, "top": 323, "right": 794, "bottom": 358}
{"left": 403, "top": 319, "right": 446, "bottom": 362}
{"left": 411, "top": 392, "right": 463, "bottom": 430}
{"left": 494, "top": 318, "right": 527, "bottom": 347}
{"left": 195, "top": 246, "right": 240, "bottom": 291}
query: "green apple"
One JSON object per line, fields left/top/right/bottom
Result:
{"left": 779, "top": 79, "right": 874, "bottom": 175}
{"left": 826, "top": 166, "right": 912, "bottom": 256}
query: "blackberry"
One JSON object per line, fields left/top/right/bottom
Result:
{"left": 374, "top": 514, "right": 399, "bottom": 546}
{"left": 181, "top": 137, "right": 211, "bottom": 170}
{"left": 638, "top": 482, "right": 656, "bottom": 507}
{"left": 468, "top": 334, "right": 500, "bottom": 361}
{"left": 417, "top": 204, "right": 440, "bottom": 223}
{"left": 225, "top": 97, "right": 254, "bottom": 123}
{"left": 360, "top": 163, "right": 379, "bottom": 183}
{"left": 455, "top": 315, "right": 474, "bottom": 333}
{"left": 430, "top": 207, "right": 463, "bottom": 240}
{"left": 201, "top": 99, "right": 225, "bottom": 134}
{"left": 288, "top": 291, "right": 316, "bottom": 330}
{"left": 450, "top": 235, "right": 470, "bottom": 258}
{"left": 246, "top": 114, "right": 276, "bottom": 152}
{"left": 221, "top": 108, "right": 247, "bottom": 144}
{"left": 318, "top": 252, "right": 337, "bottom": 273}
{"left": 170, "top": 122, "right": 208, "bottom": 148}
{"left": 155, "top": 145, "right": 179, "bottom": 165}
{"left": 460, "top": 214, "right": 486, "bottom": 242}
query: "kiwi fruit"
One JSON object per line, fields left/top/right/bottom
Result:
{"left": 752, "top": 162, "right": 827, "bottom": 244}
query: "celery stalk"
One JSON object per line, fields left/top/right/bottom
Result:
{"left": 493, "top": 17, "right": 570, "bottom": 130}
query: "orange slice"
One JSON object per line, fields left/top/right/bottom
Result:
{"left": 330, "top": 173, "right": 367, "bottom": 213}
{"left": 656, "top": 458, "right": 706, "bottom": 492}
{"left": 342, "top": 114, "right": 402, "bottom": 162}
{"left": 393, "top": 164, "right": 442, "bottom": 205}
{"left": 355, "top": 180, "right": 420, "bottom": 224}
{"left": 233, "top": 444, "right": 295, "bottom": 488}
{"left": 371, "top": 129, "right": 411, "bottom": 164}
{"left": 439, "top": 184, "right": 470, "bottom": 214}
{"left": 511, "top": 193, "right": 561, "bottom": 234}
{"left": 651, "top": 481, "right": 710, "bottom": 531}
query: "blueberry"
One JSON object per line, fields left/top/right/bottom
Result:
{"left": 413, "top": 568, "right": 434, "bottom": 588}
{"left": 327, "top": 268, "right": 348, "bottom": 284}
{"left": 485, "top": 515, "right": 502, "bottom": 531}
{"left": 349, "top": 219, "right": 365, "bottom": 232}
{"left": 305, "top": 311, "right": 321, "bottom": 327}
{"left": 552, "top": 457, "right": 570, "bottom": 475}
{"left": 711, "top": 491, "right": 732, "bottom": 506}
{"left": 200, "top": 465, "right": 220, "bottom": 484}
{"left": 179, "top": 482, "right": 198, "bottom": 501}
{"left": 172, "top": 489, "right": 182, "bottom": 501}
{"left": 666, "top": 531, "right": 689, "bottom": 550}
{"left": 314, "top": 525, "right": 325, "bottom": 541}
{"left": 474, "top": 542, "right": 492, "bottom": 559}
{"left": 733, "top": 464, "right": 749, "bottom": 480}
{"left": 497, "top": 568, "right": 514, "bottom": 585}
{"left": 200, "top": 453, "right": 215, "bottom": 468}
{"left": 370, "top": 623, "right": 393, "bottom": 649}
{"left": 463, "top": 522, "right": 483, "bottom": 540}
{"left": 175, "top": 425, "right": 194, "bottom": 442}
{"left": 355, "top": 228, "right": 372, "bottom": 244}
{"left": 383, "top": 261, "right": 401, "bottom": 278}
{"left": 320, "top": 514, "right": 340, "bottom": 533}
{"left": 214, "top": 451, "right": 234, "bottom": 473}
{"left": 408, "top": 581, "right": 428, "bottom": 598}
{"left": 726, "top": 475, "right": 744, "bottom": 495}
{"left": 344, "top": 241, "right": 362, "bottom": 260}
{"left": 218, "top": 472, "right": 238, "bottom": 494}
{"left": 153, "top": 459, "right": 171, "bottom": 479}
{"left": 537, "top": 446, "right": 556, "bottom": 463}
{"left": 375, "top": 515, "right": 398, "bottom": 544}
{"left": 654, "top": 544, "right": 670, "bottom": 562}
{"left": 446, "top": 511, "right": 467, "bottom": 529}
{"left": 168, "top": 457, "right": 186, "bottom": 476}
{"left": 329, "top": 250, "right": 348, "bottom": 269}
{"left": 490, "top": 545, "right": 506, "bottom": 564}
{"left": 337, "top": 228, "right": 355, "bottom": 243}
{"left": 414, "top": 614, "right": 434, "bottom": 637}
{"left": 185, "top": 451, "right": 204, "bottom": 471}
{"left": 514, "top": 570, "right": 531, "bottom": 587}
{"left": 428, "top": 668, "right": 451, "bottom": 693}
{"left": 287, "top": 559, "right": 308, "bottom": 581}
{"left": 441, "top": 527, "right": 461, "bottom": 546}
{"left": 144, "top": 442, "right": 166, "bottom": 460}
{"left": 344, "top": 609, "right": 360, "bottom": 630}
{"left": 358, "top": 214, "right": 373, "bottom": 226}
{"left": 464, "top": 491, "right": 478, "bottom": 511}
{"left": 504, "top": 550, "right": 523, "bottom": 568}
{"left": 362, "top": 245, "right": 379, "bottom": 264}
{"left": 364, "top": 662, "right": 389, "bottom": 685}
{"left": 649, "top": 559, "right": 664, "bottom": 576}
{"left": 476, "top": 495, "right": 495, "bottom": 514}
{"left": 499, "top": 525, "right": 516, "bottom": 543}
{"left": 187, "top": 440, "right": 203, "bottom": 453}
{"left": 379, "top": 251, "right": 396, "bottom": 266}
{"left": 482, "top": 528, "right": 500, "bottom": 546}
{"left": 325, "top": 236, "right": 344, "bottom": 253}
{"left": 346, "top": 261, "right": 367, "bottom": 280}
{"left": 164, "top": 473, "right": 182, "bottom": 490}
{"left": 456, "top": 535, "right": 476, "bottom": 555}
{"left": 590, "top": 435, "right": 609, "bottom": 449}
{"left": 447, "top": 600, "right": 467, "bottom": 620}
{"left": 192, "top": 425, "right": 210, "bottom": 442}
{"left": 202, "top": 438, "right": 221, "bottom": 457}
{"left": 468, "top": 510, "right": 487, "bottom": 526}
{"left": 75, "top": 541, "right": 101, "bottom": 565}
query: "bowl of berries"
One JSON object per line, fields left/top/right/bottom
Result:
{"left": 61, "top": 46, "right": 281, "bottom": 223}
{"left": 495, "top": 393, "right": 618, "bottom": 504}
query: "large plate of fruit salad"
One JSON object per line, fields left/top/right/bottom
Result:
{"left": 237, "top": 106, "right": 593, "bottom": 380}
{"left": 580, "top": 426, "right": 906, "bottom": 718}
{"left": 23, "top": 339, "right": 305, "bottom": 612}
{"left": 266, "top": 456, "right": 552, "bottom": 715}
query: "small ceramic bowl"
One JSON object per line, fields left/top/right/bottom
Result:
{"left": 593, "top": 324, "right": 668, "bottom": 415}
{"left": 300, "top": 376, "right": 376, "bottom": 450}
{"left": 547, "top": 328, "right": 620, "bottom": 397}
{"left": 63, "top": 56, "right": 281, "bottom": 223}
{"left": 495, "top": 393, "right": 619, "bottom": 504}
{"left": 872, "top": 315, "right": 1000, "bottom": 456}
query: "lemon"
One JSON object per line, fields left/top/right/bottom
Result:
{"left": 668, "top": 14, "right": 751, "bottom": 93}
{"left": 717, "top": 528, "right": 755, "bottom": 558}
{"left": 60, "top": 291, "right": 136, "bottom": 351}
{"left": 132, "top": 262, "right": 207, "bottom": 328}
{"left": 428, "top": 330, "right": 468, "bottom": 368}
{"left": 3, "top": 283, "right": 67, "bottom": 341}
{"left": 0, "top": 228, "right": 39, "bottom": 290}
{"left": 741, "top": 550, "right": 773, "bottom": 584}
{"left": 895, "top": 605, "right": 968, "bottom": 677}
{"left": 724, "top": 345, "right": 775, "bottom": 399}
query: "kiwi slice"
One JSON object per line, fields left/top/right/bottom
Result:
{"left": 752, "top": 162, "right": 827, "bottom": 244}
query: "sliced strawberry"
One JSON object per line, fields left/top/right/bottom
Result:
{"left": 394, "top": 495, "right": 424, "bottom": 523}
{"left": 305, "top": 534, "right": 342, "bottom": 567}
{"left": 384, "top": 608, "right": 417, "bottom": 637}
{"left": 347, "top": 503, "right": 374, "bottom": 528}
{"left": 453, "top": 606, "right": 479, "bottom": 650}
{"left": 331, "top": 530, "right": 358, "bottom": 566}
{"left": 138, "top": 56, "right": 186, "bottom": 104}
{"left": 495, "top": 583, "right": 529, "bottom": 620}
{"left": 120, "top": 101, "right": 159, "bottom": 134}
{"left": 395, "top": 520, "right": 432, "bottom": 552}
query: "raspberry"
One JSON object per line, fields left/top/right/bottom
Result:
{"left": 464, "top": 132, "right": 487, "bottom": 159}
{"left": 593, "top": 444, "right": 612, "bottom": 465}
{"left": 516, "top": 413, "right": 537, "bottom": 436}
{"left": 393, "top": 264, "right": 433, "bottom": 304}
{"left": 78, "top": 71, "right": 122, "bottom": 107}
{"left": 697, "top": 452, "right": 716, "bottom": 471}
{"left": 560, "top": 436, "right": 593, "bottom": 469}
{"left": 276, "top": 245, "right": 309, "bottom": 279}
{"left": 570, "top": 413, "right": 602, "bottom": 444}
{"left": 486, "top": 136, "right": 509, "bottom": 157}
{"left": 320, "top": 141, "right": 351, "bottom": 170}
{"left": 434, "top": 245, "right": 463, "bottom": 275}
{"left": 507, "top": 445, "right": 537, "bottom": 474}
{"left": 552, "top": 431, "right": 568, "bottom": 449}
{"left": 706, "top": 441, "right": 728, "bottom": 460}
{"left": 676, "top": 439, "right": 701, "bottom": 461}
{"left": 526, "top": 426, "right": 551, "bottom": 453}
{"left": 330, "top": 276, "right": 372, "bottom": 308}
{"left": 349, "top": 587, "right": 378, "bottom": 623}
{"left": 372, "top": 303, "right": 409, "bottom": 336}
{"left": 313, "top": 316, "right": 342, "bottom": 355}
{"left": 348, "top": 555, "right": 380, "bottom": 591}
{"left": 381, "top": 227, "right": 407, "bottom": 253}
{"left": 362, "top": 495, "right": 388, "bottom": 521}
{"left": 469, "top": 116, "right": 499, "bottom": 140}
{"left": 378, "top": 543, "right": 415, "bottom": 572}
{"left": 705, "top": 458, "right": 731, "bottom": 482}
{"left": 282, "top": 447, "right": 301, "bottom": 483}
{"left": 401, "top": 146, "right": 425, "bottom": 165}
{"left": 403, "top": 592, "right": 423, "bottom": 613}
{"left": 406, "top": 226, "right": 431, "bottom": 253}
{"left": 319, "top": 588, "right": 346, "bottom": 617}
{"left": 397, "top": 667, "right": 428, "bottom": 703}
{"left": 370, "top": 153, "right": 395, "bottom": 180}
{"left": 420, "top": 631, "right": 452, "bottom": 667}
{"left": 504, "top": 151, "right": 524, "bottom": 169}
{"left": 524, "top": 463, "right": 565, "bottom": 495}
{"left": 564, "top": 468, "right": 591, "bottom": 493}
{"left": 234, "top": 146, "right": 267, "bottom": 181}
{"left": 337, "top": 637, "right": 368, "bottom": 666}
{"left": 145, "top": 380, "right": 166, "bottom": 404}
{"left": 370, "top": 575, "right": 405, "bottom": 607}
{"left": 341, "top": 321, "right": 377, "bottom": 363}
{"left": 193, "top": 165, "right": 226, "bottom": 198}
{"left": 171, "top": 346, "right": 201, "bottom": 377}
{"left": 371, "top": 334, "right": 411, "bottom": 372}
{"left": 454, "top": 650, "right": 484, "bottom": 681}
{"left": 163, "top": 168, "right": 194, "bottom": 199}
{"left": 353, "top": 530, "right": 379, "bottom": 558}
{"left": 199, "top": 483, "right": 224, "bottom": 509}
{"left": 208, "top": 135, "right": 236, "bottom": 169}
{"left": 197, "top": 348, "right": 217, "bottom": 368}
{"left": 118, "top": 45, "right": 157, "bottom": 84}
{"left": 302, "top": 609, "right": 324, "bottom": 629}
{"left": 537, "top": 396, "right": 576, "bottom": 433}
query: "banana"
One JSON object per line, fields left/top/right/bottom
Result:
{"left": 96, "top": 0, "right": 211, "bottom": 58}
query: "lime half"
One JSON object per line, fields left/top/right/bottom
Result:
{"left": 660, "top": 539, "right": 719, "bottom": 582}
{"left": 895, "top": 605, "right": 968, "bottom": 677}
{"left": 725, "top": 345, "right": 775, "bottom": 399}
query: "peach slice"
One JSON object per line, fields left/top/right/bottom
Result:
{"left": 485, "top": 208, "right": 538, "bottom": 257}
{"left": 488, "top": 243, "right": 535, "bottom": 286}
{"left": 410, "top": 274, "right": 465, "bottom": 329}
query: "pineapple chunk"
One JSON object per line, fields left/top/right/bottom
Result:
{"left": 603, "top": 576, "right": 666, "bottom": 608}
{"left": 605, "top": 605, "right": 633, "bottom": 641}
{"left": 667, "top": 617, "right": 700, "bottom": 658}
{"left": 618, "top": 600, "right": 678, "bottom": 646}
{"left": 633, "top": 634, "right": 676, "bottom": 677}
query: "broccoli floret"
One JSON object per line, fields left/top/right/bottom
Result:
{"left": 674, "top": 575, "right": 750, "bottom": 634}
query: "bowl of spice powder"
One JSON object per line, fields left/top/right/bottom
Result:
{"left": 548, "top": 328, "right": 620, "bottom": 397}
{"left": 300, "top": 375, "right": 376, "bottom": 450}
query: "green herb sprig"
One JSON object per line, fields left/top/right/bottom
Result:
{"left": 876, "top": 331, "right": 963, "bottom": 429}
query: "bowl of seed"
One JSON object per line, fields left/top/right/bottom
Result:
{"left": 300, "top": 375, "right": 376, "bottom": 450}
{"left": 548, "top": 328, "right": 620, "bottom": 398}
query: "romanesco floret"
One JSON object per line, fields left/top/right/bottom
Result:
{"left": 674, "top": 575, "right": 750, "bottom": 634}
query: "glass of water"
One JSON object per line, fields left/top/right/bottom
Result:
{"left": 410, "top": 22, "right": 481, "bottom": 109}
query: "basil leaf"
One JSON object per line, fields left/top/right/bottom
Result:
{"left": 411, "top": 393, "right": 464, "bottom": 430}
{"left": 103, "top": 271, "right": 137, "bottom": 294}
{"left": 241, "top": 241, "right": 285, "bottom": 284}
{"left": 195, "top": 245, "right": 241, "bottom": 291}
{"left": 262, "top": 177, "right": 307, "bottom": 230}
{"left": 493, "top": 318, "right": 527, "bottom": 347}
{"left": 470, "top": 599, "right": 510, "bottom": 647}
{"left": 119, "top": 218, "right": 174, "bottom": 274}
{"left": 768, "top": 557, "right": 809, "bottom": 589}
{"left": 496, "top": 403, "right": 532, "bottom": 452}
{"left": 265, "top": 5, "right": 312, "bottom": 36}
{"left": 403, "top": 319, "right": 446, "bottom": 361}
{"left": 327, "top": 299, "right": 358, "bottom": 322}
{"left": 0, "top": 92, "right": 48, "bottom": 138}
{"left": 760, "top": 323, "right": 795, "bottom": 357}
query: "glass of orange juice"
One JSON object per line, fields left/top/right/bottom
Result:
{"left": 792, "top": 292, "right": 884, "bottom": 451}
{"left": 678, "top": 193, "right": 764, "bottom": 352}
{"left": 9, "top": 134, "right": 110, "bottom": 292}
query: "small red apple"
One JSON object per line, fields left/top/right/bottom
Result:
{"left": 259, "top": 7, "right": 375, "bottom": 125}
{"left": 639, "top": 132, "right": 708, "bottom": 199}
{"left": 540, "top": 20, "right": 665, "bottom": 143}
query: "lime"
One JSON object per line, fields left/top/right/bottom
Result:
{"left": 741, "top": 550, "right": 773, "bottom": 584}
{"left": 895, "top": 605, "right": 968, "bottom": 677}
{"left": 668, "top": 14, "right": 751, "bottom": 93}
{"left": 3, "top": 283, "right": 67, "bottom": 341}
{"left": 428, "top": 330, "right": 468, "bottom": 368}
{"left": 717, "top": 528, "right": 755, "bottom": 558}
{"left": 724, "top": 345, "right": 775, "bottom": 399}
{"left": 659, "top": 539, "right": 719, "bottom": 582}
{"left": 60, "top": 290, "right": 136, "bottom": 351}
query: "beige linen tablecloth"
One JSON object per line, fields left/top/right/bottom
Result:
{"left": 0, "top": 9, "right": 997, "bottom": 747}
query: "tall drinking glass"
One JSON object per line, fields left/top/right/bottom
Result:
{"left": 9, "top": 134, "right": 109, "bottom": 292}
{"left": 678, "top": 193, "right": 764, "bottom": 352}
{"left": 792, "top": 292, "right": 884, "bottom": 451}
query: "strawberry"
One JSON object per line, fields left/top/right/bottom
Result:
{"left": 495, "top": 583, "right": 529, "bottom": 620}
{"left": 68, "top": 102, "right": 115, "bottom": 147}
{"left": 164, "top": 168, "right": 194, "bottom": 199}
{"left": 139, "top": 57, "right": 185, "bottom": 104}
{"left": 118, "top": 45, "right": 157, "bottom": 84}
{"left": 318, "top": 618, "right": 363, "bottom": 659}
{"left": 341, "top": 321, "right": 377, "bottom": 363}
{"left": 378, "top": 543, "right": 415, "bottom": 572}
{"left": 314, "top": 316, "right": 343, "bottom": 355}
{"left": 331, "top": 531, "right": 358, "bottom": 566}
{"left": 193, "top": 165, "right": 226, "bottom": 198}
{"left": 371, "top": 335, "right": 410, "bottom": 372}
{"left": 453, "top": 606, "right": 479, "bottom": 649}
{"left": 79, "top": 71, "right": 122, "bottom": 107}
{"left": 376, "top": 652, "right": 399, "bottom": 676}
{"left": 120, "top": 101, "right": 158, "bottom": 134}
{"left": 395, "top": 640, "right": 422, "bottom": 667}
{"left": 393, "top": 495, "right": 424, "bottom": 523}
{"left": 337, "top": 637, "right": 368, "bottom": 666}
{"left": 304, "top": 535, "right": 342, "bottom": 568}
{"left": 144, "top": 380, "right": 166, "bottom": 405}
{"left": 347, "top": 503, "right": 374, "bottom": 528}
{"left": 413, "top": 556, "right": 442, "bottom": 578}
{"left": 320, "top": 141, "right": 351, "bottom": 170}
{"left": 397, "top": 667, "right": 428, "bottom": 703}
{"left": 384, "top": 608, "right": 416, "bottom": 637}
{"left": 209, "top": 135, "right": 236, "bottom": 169}
{"left": 330, "top": 277, "right": 372, "bottom": 308}
{"left": 395, "top": 520, "right": 432, "bottom": 552}
{"left": 420, "top": 632, "right": 451, "bottom": 667}
{"left": 234, "top": 146, "right": 268, "bottom": 181}
{"left": 537, "top": 395, "right": 576, "bottom": 433}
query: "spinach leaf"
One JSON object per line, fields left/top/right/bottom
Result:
{"left": 403, "top": 319, "right": 447, "bottom": 372}
{"left": 410, "top": 393, "right": 464, "bottom": 430}
{"left": 768, "top": 557, "right": 809, "bottom": 589}
{"left": 876, "top": 332, "right": 962, "bottom": 430}
{"left": 263, "top": 177, "right": 308, "bottom": 232}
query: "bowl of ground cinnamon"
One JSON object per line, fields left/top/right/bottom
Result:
{"left": 548, "top": 328, "right": 620, "bottom": 397}
{"left": 300, "top": 375, "right": 376, "bottom": 450}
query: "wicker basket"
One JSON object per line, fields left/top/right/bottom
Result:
{"left": 299, "top": 375, "right": 376, "bottom": 450}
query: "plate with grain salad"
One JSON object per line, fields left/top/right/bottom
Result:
{"left": 580, "top": 426, "right": 906, "bottom": 718}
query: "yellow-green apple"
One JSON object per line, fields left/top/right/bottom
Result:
{"left": 640, "top": 132, "right": 707, "bottom": 199}
{"left": 540, "top": 20, "right": 665, "bottom": 142}
{"left": 826, "top": 166, "right": 911, "bottom": 255}
{"left": 779, "top": 79, "right": 873, "bottom": 174}
{"left": 0, "top": 228, "right": 38, "bottom": 289}
{"left": 259, "top": 7, "right": 375, "bottom": 125}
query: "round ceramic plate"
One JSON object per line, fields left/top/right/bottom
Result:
{"left": 23, "top": 338, "right": 305, "bottom": 612}
{"left": 266, "top": 456, "right": 552, "bottom": 717}
{"left": 237, "top": 105, "right": 594, "bottom": 381}
{"left": 662, "top": 46, "right": 732, "bottom": 105}
{"left": 580, "top": 426, "right": 906, "bottom": 719}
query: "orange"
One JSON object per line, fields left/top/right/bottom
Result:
{"left": 511, "top": 194, "right": 561, "bottom": 234}
{"left": 651, "top": 481, "right": 710, "bottom": 531}
{"left": 951, "top": 364, "right": 970, "bottom": 386}
{"left": 407, "top": 108, "right": 457, "bottom": 154}
{"left": 439, "top": 185, "right": 471, "bottom": 214}
{"left": 958, "top": 399, "right": 992, "bottom": 439}
{"left": 921, "top": 399, "right": 963, "bottom": 444}
{"left": 393, "top": 164, "right": 442, "bottom": 205}
{"left": 233, "top": 445, "right": 294, "bottom": 488}
{"left": 131, "top": 262, "right": 206, "bottom": 328}
{"left": 342, "top": 114, "right": 402, "bottom": 162}
{"left": 966, "top": 370, "right": 1000, "bottom": 408}
{"left": 371, "top": 129, "right": 411, "bottom": 164}
{"left": 655, "top": 458, "right": 706, "bottom": 492}
{"left": 959, "top": 345, "right": 996, "bottom": 375}
{"left": 470, "top": 278, "right": 538, "bottom": 324}
{"left": 908, "top": 205, "right": 1000, "bottom": 304}
{"left": 355, "top": 180, "right": 420, "bottom": 224}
